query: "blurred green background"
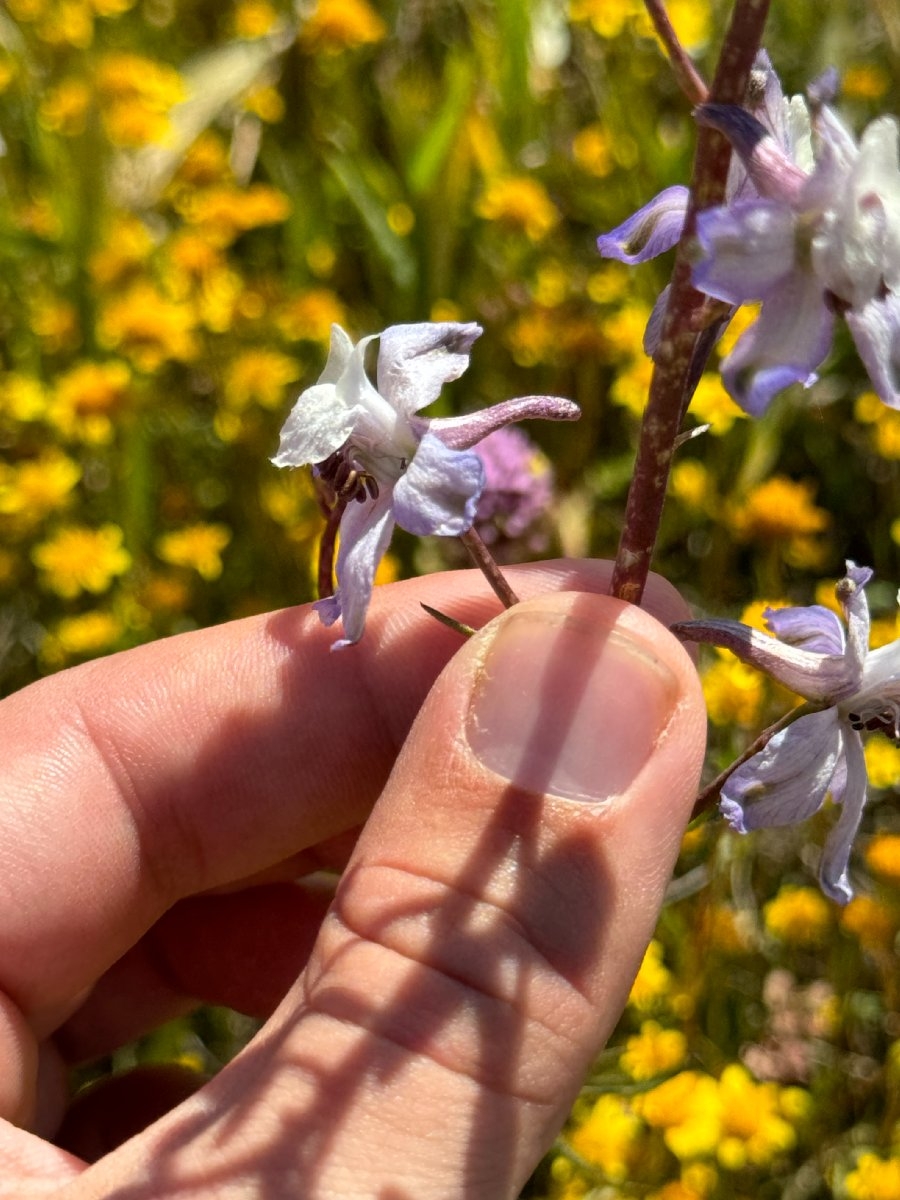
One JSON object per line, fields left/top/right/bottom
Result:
{"left": 4, "top": 0, "right": 900, "bottom": 1195}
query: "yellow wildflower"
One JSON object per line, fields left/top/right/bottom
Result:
{"left": 30, "top": 295, "right": 80, "bottom": 354}
{"left": 33, "top": 524, "right": 131, "bottom": 598}
{"left": 842, "top": 64, "right": 891, "bottom": 102}
{"left": 233, "top": 0, "right": 279, "bottom": 37}
{"left": 841, "top": 895, "right": 897, "bottom": 950}
{"left": 603, "top": 301, "right": 652, "bottom": 358}
{"left": 51, "top": 360, "right": 133, "bottom": 443}
{"left": 175, "top": 132, "right": 232, "bottom": 188}
{"left": 475, "top": 176, "right": 560, "bottom": 242}
{"left": 633, "top": 0, "right": 710, "bottom": 52}
{"left": 701, "top": 903, "right": 754, "bottom": 956}
{"left": 637, "top": 1070, "right": 721, "bottom": 1160}
{"left": 176, "top": 184, "right": 291, "bottom": 246}
{"left": 42, "top": 610, "right": 123, "bottom": 666}
{"left": 730, "top": 477, "right": 830, "bottom": 542}
{"left": 156, "top": 524, "right": 231, "bottom": 581}
{"left": 702, "top": 657, "right": 766, "bottom": 728}
{"left": 299, "top": 0, "right": 387, "bottom": 53}
{"left": 0, "top": 451, "right": 81, "bottom": 524}
{"left": 277, "top": 288, "right": 348, "bottom": 343}
{"left": 628, "top": 939, "right": 674, "bottom": 1013}
{"left": 689, "top": 373, "right": 746, "bottom": 436}
{"left": 243, "top": 84, "right": 285, "bottom": 123}
{"left": 671, "top": 460, "right": 715, "bottom": 514}
{"left": 96, "top": 52, "right": 186, "bottom": 147}
{"left": 569, "top": 0, "right": 642, "bottom": 40}
{"left": 610, "top": 355, "right": 654, "bottom": 417}
{"left": 763, "top": 885, "right": 833, "bottom": 947}
{"left": 621, "top": 1021, "right": 688, "bottom": 1082}
{"left": 572, "top": 123, "right": 613, "bottom": 177}
{"left": 717, "top": 1064, "right": 800, "bottom": 1169}
{"left": 0, "top": 375, "right": 47, "bottom": 423}
{"left": 98, "top": 284, "right": 198, "bottom": 373}
{"left": 845, "top": 1152, "right": 900, "bottom": 1200}
{"left": 39, "top": 77, "right": 92, "bottom": 136}
{"left": 89, "top": 215, "right": 155, "bottom": 288}
{"left": 587, "top": 262, "right": 630, "bottom": 305}
{"left": 223, "top": 349, "right": 300, "bottom": 412}
{"left": 866, "top": 834, "right": 900, "bottom": 885}
{"left": 865, "top": 741, "right": 900, "bottom": 791}
{"left": 567, "top": 1093, "right": 643, "bottom": 1182}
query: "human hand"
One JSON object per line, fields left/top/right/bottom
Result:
{"left": 0, "top": 559, "right": 706, "bottom": 1199}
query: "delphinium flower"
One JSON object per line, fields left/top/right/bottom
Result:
{"left": 673, "top": 563, "right": 899, "bottom": 902}
{"left": 597, "top": 50, "right": 808, "bottom": 360}
{"left": 470, "top": 425, "right": 555, "bottom": 558}
{"left": 599, "top": 52, "right": 900, "bottom": 416}
{"left": 272, "top": 321, "right": 579, "bottom": 647}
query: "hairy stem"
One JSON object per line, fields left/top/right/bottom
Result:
{"left": 611, "top": 0, "right": 771, "bottom": 605}
{"left": 643, "top": 0, "right": 709, "bottom": 105}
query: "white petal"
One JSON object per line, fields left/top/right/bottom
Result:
{"left": 376, "top": 323, "right": 481, "bottom": 415}
{"left": 846, "top": 293, "right": 900, "bottom": 409}
{"left": 392, "top": 431, "right": 484, "bottom": 536}
{"left": 271, "top": 383, "right": 356, "bottom": 468}
{"left": 319, "top": 324, "right": 356, "bottom": 385}
{"left": 721, "top": 709, "right": 844, "bottom": 831}
{"left": 819, "top": 727, "right": 867, "bottom": 903}
{"left": 316, "top": 494, "right": 396, "bottom": 647}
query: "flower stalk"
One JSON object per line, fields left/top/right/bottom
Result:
{"left": 610, "top": 0, "right": 771, "bottom": 605}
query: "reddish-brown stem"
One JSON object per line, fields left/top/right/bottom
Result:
{"left": 643, "top": 0, "right": 709, "bottom": 105}
{"left": 610, "top": 0, "right": 771, "bottom": 606}
{"left": 459, "top": 527, "right": 520, "bottom": 608}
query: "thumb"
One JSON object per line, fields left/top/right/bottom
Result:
{"left": 72, "top": 589, "right": 707, "bottom": 1200}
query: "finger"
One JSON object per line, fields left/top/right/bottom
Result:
{"left": 0, "top": 559, "right": 683, "bottom": 1031}
{"left": 71, "top": 590, "right": 706, "bottom": 1199}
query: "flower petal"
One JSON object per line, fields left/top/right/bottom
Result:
{"left": 376, "top": 323, "right": 481, "bottom": 415}
{"left": 845, "top": 292, "right": 900, "bottom": 409}
{"left": 271, "top": 383, "right": 357, "bottom": 468}
{"left": 819, "top": 726, "right": 867, "bottom": 903}
{"left": 392, "top": 431, "right": 484, "bottom": 536}
{"left": 696, "top": 104, "right": 808, "bottom": 204}
{"left": 716, "top": 268, "right": 834, "bottom": 415}
{"left": 430, "top": 394, "right": 580, "bottom": 450}
{"left": 315, "top": 494, "right": 396, "bottom": 648}
{"left": 671, "top": 617, "right": 857, "bottom": 701}
{"left": 721, "top": 709, "right": 844, "bottom": 831}
{"left": 319, "top": 323, "right": 355, "bottom": 385}
{"left": 693, "top": 201, "right": 798, "bottom": 304}
{"left": 836, "top": 562, "right": 873, "bottom": 680}
{"left": 597, "top": 185, "right": 689, "bottom": 265}
{"left": 764, "top": 603, "right": 846, "bottom": 655}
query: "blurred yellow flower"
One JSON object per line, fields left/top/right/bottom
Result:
{"left": 637, "top": 1070, "right": 721, "bottom": 1160}
{"left": 841, "top": 895, "right": 897, "bottom": 950}
{"left": 572, "top": 123, "right": 613, "bottom": 177}
{"left": 96, "top": 53, "right": 186, "bottom": 147}
{"left": 51, "top": 360, "right": 133, "bottom": 443}
{"left": 39, "top": 77, "right": 92, "bottom": 136}
{"left": 177, "top": 184, "right": 291, "bottom": 246}
{"left": 299, "top": 0, "right": 387, "bottom": 52}
{"left": 44, "top": 610, "right": 123, "bottom": 664}
{"left": 98, "top": 283, "right": 198, "bottom": 372}
{"left": 620, "top": 1020, "right": 688, "bottom": 1082}
{"left": 628, "top": 939, "right": 674, "bottom": 1012}
{"left": 866, "top": 834, "right": 900, "bottom": 885}
{"left": 0, "top": 375, "right": 47, "bottom": 423}
{"left": 175, "top": 132, "right": 232, "bottom": 188}
{"left": 716, "top": 1064, "right": 801, "bottom": 1169}
{"left": 730, "top": 477, "right": 829, "bottom": 542}
{"left": 0, "top": 451, "right": 81, "bottom": 524}
{"left": 567, "top": 1093, "right": 643, "bottom": 1182}
{"left": 610, "top": 355, "right": 654, "bottom": 417}
{"left": 33, "top": 524, "right": 131, "bottom": 598}
{"left": 476, "top": 176, "right": 560, "bottom": 242}
{"left": 243, "top": 84, "right": 285, "bottom": 123}
{"left": 845, "top": 1152, "right": 900, "bottom": 1200}
{"left": 671, "top": 459, "right": 715, "bottom": 514}
{"left": 864, "top": 741, "right": 900, "bottom": 791}
{"left": 842, "top": 63, "right": 890, "bottom": 101}
{"left": 233, "top": 0, "right": 279, "bottom": 38}
{"left": 277, "top": 288, "right": 348, "bottom": 343}
{"left": 689, "top": 373, "right": 746, "bottom": 436}
{"left": 570, "top": 0, "right": 642, "bottom": 40}
{"left": 89, "top": 215, "right": 156, "bottom": 288}
{"left": 223, "top": 349, "right": 301, "bottom": 411}
{"left": 702, "top": 658, "right": 766, "bottom": 728}
{"left": 763, "top": 886, "right": 833, "bottom": 946}
{"left": 156, "top": 523, "right": 231, "bottom": 580}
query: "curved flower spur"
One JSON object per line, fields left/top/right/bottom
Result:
{"left": 673, "top": 563, "right": 900, "bottom": 902}
{"left": 272, "top": 321, "right": 579, "bottom": 647}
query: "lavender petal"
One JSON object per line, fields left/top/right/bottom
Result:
{"left": 597, "top": 185, "right": 689, "bottom": 265}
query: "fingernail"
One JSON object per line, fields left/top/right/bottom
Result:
{"left": 466, "top": 608, "right": 679, "bottom": 803}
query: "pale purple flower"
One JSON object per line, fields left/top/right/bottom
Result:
{"left": 597, "top": 51, "right": 807, "bottom": 358}
{"left": 472, "top": 426, "right": 554, "bottom": 550}
{"left": 673, "top": 563, "right": 899, "bottom": 903}
{"left": 272, "top": 322, "right": 579, "bottom": 647}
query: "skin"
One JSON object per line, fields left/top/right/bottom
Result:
{"left": 0, "top": 558, "right": 706, "bottom": 1199}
